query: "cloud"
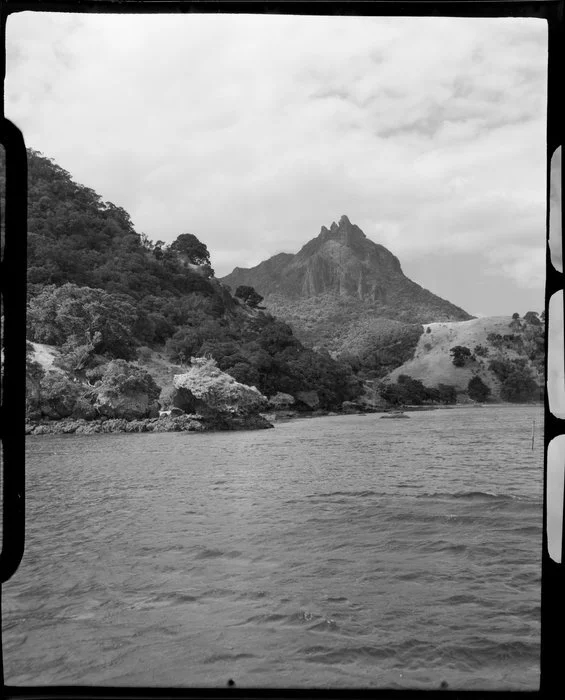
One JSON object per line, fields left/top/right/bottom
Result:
{"left": 5, "top": 12, "right": 548, "bottom": 312}
{"left": 485, "top": 244, "right": 546, "bottom": 290}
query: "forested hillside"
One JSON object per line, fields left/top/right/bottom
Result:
{"left": 9, "top": 149, "right": 363, "bottom": 424}
{"left": 3, "top": 148, "right": 544, "bottom": 428}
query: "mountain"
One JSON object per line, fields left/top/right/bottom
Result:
{"left": 221, "top": 215, "right": 473, "bottom": 355}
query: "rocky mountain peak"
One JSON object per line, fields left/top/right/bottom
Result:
{"left": 221, "top": 216, "right": 472, "bottom": 336}
{"left": 318, "top": 215, "right": 366, "bottom": 246}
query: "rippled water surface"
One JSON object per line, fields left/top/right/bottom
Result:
{"left": 4, "top": 405, "right": 542, "bottom": 689}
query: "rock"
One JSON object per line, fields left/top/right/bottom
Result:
{"left": 94, "top": 391, "right": 160, "bottom": 421}
{"left": 75, "top": 423, "right": 102, "bottom": 434}
{"left": 25, "top": 410, "right": 268, "bottom": 435}
{"left": 100, "top": 418, "right": 129, "bottom": 433}
{"left": 173, "top": 358, "right": 268, "bottom": 416}
{"left": 171, "top": 387, "right": 203, "bottom": 413}
{"left": 158, "top": 406, "right": 185, "bottom": 418}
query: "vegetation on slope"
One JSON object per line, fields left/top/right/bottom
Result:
{"left": 14, "top": 148, "right": 362, "bottom": 422}
{"left": 387, "top": 313, "right": 544, "bottom": 403}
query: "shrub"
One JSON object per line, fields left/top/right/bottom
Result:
{"left": 235, "top": 285, "right": 264, "bottom": 308}
{"left": 27, "top": 283, "right": 138, "bottom": 360}
{"left": 450, "top": 345, "right": 472, "bottom": 367}
{"left": 88, "top": 360, "right": 161, "bottom": 401}
{"left": 137, "top": 346, "right": 153, "bottom": 363}
{"left": 35, "top": 371, "right": 86, "bottom": 419}
{"left": 488, "top": 357, "right": 540, "bottom": 402}
{"left": 468, "top": 376, "right": 491, "bottom": 402}
{"left": 437, "top": 384, "right": 457, "bottom": 404}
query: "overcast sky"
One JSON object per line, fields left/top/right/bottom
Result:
{"left": 5, "top": 11, "right": 547, "bottom": 316}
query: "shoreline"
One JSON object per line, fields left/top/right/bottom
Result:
{"left": 25, "top": 412, "right": 274, "bottom": 436}
{"left": 25, "top": 401, "right": 543, "bottom": 436}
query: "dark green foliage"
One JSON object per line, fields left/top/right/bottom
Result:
{"left": 512, "top": 312, "right": 520, "bottom": 320}
{"left": 486, "top": 332, "right": 523, "bottom": 351}
{"left": 450, "top": 345, "right": 472, "bottom": 367}
{"left": 524, "top": 311, "right": 542, "bottom": 326}
{"left": 235, "top": 285, "right": 264, "bottom": 308}
{"left": 170, "top": 233, "right": 211, "bottom": 266}
{"left": 184, "top": 317, "right": 362, "bottom": 409}
{"left": 379, "top": 376, "right": 456, "bottom": 406}
{"left": 486, "top": 314, "right": 544, "bottom": 380}
{"left": 468, "top": 376, "right": 491, "bottom": 402}
{"left": 437, "top": 384, "right": 457, "bottom": 404}
{"left": 26, "top": 370, "right": 91, "bottom": 420}
{"left": 27, "top": 284, "right": 138, "bottom": 360}
{"left": 488, "top": 357, "right": 540, "bottom": 402}
{"left": 473, "top": 344, "right": 489, "bottom": 357}
{"left": 87, "top": 360, "right": 161, "bottom": 401}
{"left": 426, "top": 326, "right": 432, "bottom": 333}
{"left": 23, "top": 149, "right": 223, "bottom": 340}
{"left": 352, "top": 321, "right": 423, "bottom": 378}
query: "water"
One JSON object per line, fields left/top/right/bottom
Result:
{"left": 3, "top": 405, "right": 542, "bottom": 689}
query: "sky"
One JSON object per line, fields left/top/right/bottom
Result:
{"left": 5, "top": 11, "right": 548, "bottom": 317}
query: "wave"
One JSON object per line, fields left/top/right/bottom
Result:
{"left": 306, "top": 490, "right": 383, "bottom": 499}
{"left": 128, "top": 591, "right": 199, "bottom": 610}
{"left": 237, "top": 610, "right": 340, "bottom": 631}
{"left": 416, "top": 490, "right": 526, "bottom": 502}
{"left": 193, "top": 547, "right": 242, "bottom": 560}
{"left": 299, "top": 637, "right": 539, "bottom": 668}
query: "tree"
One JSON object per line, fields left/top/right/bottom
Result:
{"left": 27, "top": 284, "right": 138, "bottom": 360}
{"left": 524, "top": 311, "right": 542, "bottom": 326}
{"left": 87, "top": 359, "right": 161, "bottom": 401}
{"left": 437, "top": 384, "right": 457, "bottom": 404}
{"left": 500, "top": 371, "right": 539, "bottom": 402}
{"left": 450, "top": 345, "right": 472, "bottom": 367}
{"left": 468, "top": 376, "right": 491, "bottom": 402}
{"left": 235, "top": 285, "right": 264, "bottom": 309}
{"left": 170, "top": 233, "right": 211, "bottom": 266}
{"left": 512, "top": 312, "right": 520, "bottom": 320}
{"left": 488, "top": 357, "right": 540, "bottom": 402}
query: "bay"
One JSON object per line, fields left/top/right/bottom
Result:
{"left": 3, "top": 405, "right": 543, "bottom": 689}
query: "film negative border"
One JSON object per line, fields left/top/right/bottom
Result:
{"left": 0, "top": 1, "right": 563, "bottom": 698}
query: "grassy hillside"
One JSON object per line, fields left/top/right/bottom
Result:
{"left": 387, "top": 315, "right": 544, "bottom": 401}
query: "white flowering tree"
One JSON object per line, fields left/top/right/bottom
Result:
{"left": 173, "top": 357, "right": 267, "bottom": 415}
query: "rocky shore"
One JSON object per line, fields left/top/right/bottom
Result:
{"left": 25, "top": 412, "right": 273, "bottom": 436}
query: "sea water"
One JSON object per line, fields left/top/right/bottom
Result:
{"left": 3, "top": 405, "right": 542, "bottom": 689}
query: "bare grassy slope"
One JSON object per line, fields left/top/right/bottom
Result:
{"left": 387, "top": 316, "right": 541, "bottom": 397}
